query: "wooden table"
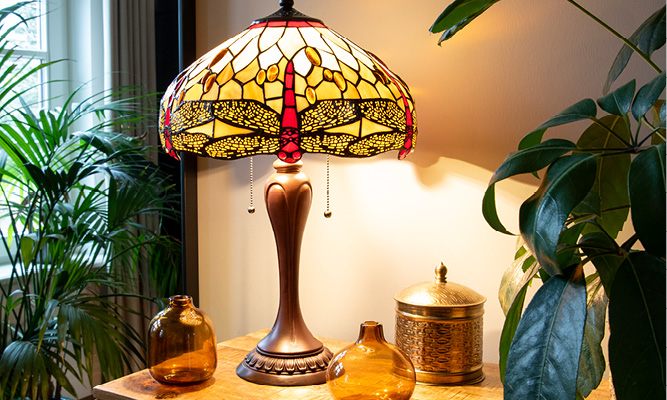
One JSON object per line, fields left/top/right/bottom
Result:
{"left": 93, "top": 330, "right": 612, "bottom": 399}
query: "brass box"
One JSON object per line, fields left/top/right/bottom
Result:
{"left": 394, "top": 263, "right": 486, "bottom": 385}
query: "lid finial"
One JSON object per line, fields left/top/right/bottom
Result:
{"left": 435, "top": 262, "right": 448, "bottom": 283}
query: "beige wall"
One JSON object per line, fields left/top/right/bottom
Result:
{"left": 193, "top": 0, "right": 663, "bottom": 363}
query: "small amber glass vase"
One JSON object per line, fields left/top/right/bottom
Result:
{"left": 147, "top": 295, "right": 217, "bottom": 384}
{"left": 326, "top": 321, "right": 416, "bottom": 400}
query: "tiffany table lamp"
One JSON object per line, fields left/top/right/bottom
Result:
{"left": 158, "top": 0, "right": 417, "bottom": 386}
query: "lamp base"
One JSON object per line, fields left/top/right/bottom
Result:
{"left": 235, "top": 160, "right": 332, "bottom": 386}
{"left": 236, "top": 346, "right": 333, "bottom": 386}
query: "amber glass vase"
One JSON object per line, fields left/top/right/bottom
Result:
{"left": 147, "top": 295, "right": 217, "bottom": 384}
{"left": 326, "top": 321, "right": 416, "bottom": 400}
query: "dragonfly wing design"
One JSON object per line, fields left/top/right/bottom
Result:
{"left": 166, "top": 99, "right": 281, "bottom": 159}
{"left": 299, "top": 99, "right": 413, "bottom": 157}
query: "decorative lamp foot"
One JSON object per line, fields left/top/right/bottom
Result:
{"left": 236, "top": 346, "right": 333, "bottom": 386}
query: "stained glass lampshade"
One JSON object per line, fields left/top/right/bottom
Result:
{"left": 158, "top": 0, "right": 417, "bottom": 387}
{"left": 158, "top": 6, "right": 416, "bottom": 162}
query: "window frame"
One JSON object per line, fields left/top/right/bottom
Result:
{"left": 0, "top": 0, "right": 109, "bottom": 273}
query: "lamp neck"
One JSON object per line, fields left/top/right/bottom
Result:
{"left": 273, "top": 159, "right": 303, "bottom": 173}
{"left": 252, "top": 1, "right": 323, "bottom": 24}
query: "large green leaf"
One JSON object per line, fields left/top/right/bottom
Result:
{"left": 519, "top": 154, "right": 597, "bottom": 276}
{"left": 499, "top": 284, "right": 528, "bottom": 384}
{"left": 498, "top": 238, "right": 539, "bottom": 314}
{"left": 597, "top": 80, "right": 636, "bottom": 116}
{"left": 650, "top": 100, "right": 665, "bottom": 143}
{"left": 609, "top": 252, "right": 665, "bottom": 399}
{"left": 429, "top": 0, "right": 502, "bottom": 43}
{"left": 604, "top": 6, "right": 666, "bottom": 94}
{"left": 518, "top": 99, "right": 597, "bottom": 150}
{"left": 579, "top": 232, "right": 625, "bottom": 297}
{"left": 483, "top": 139, "right": 576, "bottom": 235}
{"left": 628, "top": 142, "right": 665, "bottom": 257}
{"left": 556, "top": 223, "right": 586, "bottom": 268}
{"left": 576, "top": 276, "right": 608, "bottom": 398}
{"left": 631, "top": 71, "right": 666, "bottom": 121}
{"left": 0, "top": 340, "right": 76, "bottom": 400}
{"left": 504, "top": 267, "right": 587, "bottom": 399}
{"left": 576, "top": 116, "right": 632, "bottom": 238}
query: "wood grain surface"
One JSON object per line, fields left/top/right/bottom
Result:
{"left": 93, "top": 330, "right": 611, "bottom": 399}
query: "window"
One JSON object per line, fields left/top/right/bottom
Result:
{"left": 0, "top": 0, "right": 47, "bottom": 111}
{"left": 0, "top": 0, "right": 109, "bottom": 271}
{"left": 0, "top": 0, "right": 48, "bottom": 270}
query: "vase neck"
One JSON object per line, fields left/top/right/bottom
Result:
{"left": 355, "top": 321, "right": 386, "bottom": 344}
{"left": 169, "top": 295, "right": 193, "bottom": 307}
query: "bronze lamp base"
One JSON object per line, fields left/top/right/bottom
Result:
{"left": 236, "top": 160, "right": 332, "bottom": 386}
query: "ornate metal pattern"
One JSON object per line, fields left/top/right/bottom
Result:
{"left": 395, "top": 314, "right": 484, "bottom": 377}
{"left": 242, "top": 347, "right": 333, "bottom": 376}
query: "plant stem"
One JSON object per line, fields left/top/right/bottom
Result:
{"left": 593, "top": 118, "right": 634, "bottom": 148}
{"left": 621, "top": 234, "right": 639, "bottom": 251}
{"left": 566, "top": 0, "right": 662, "bottom": 73}
{"left": 601, "top": 204, "right": 630, "bottom": 213}
{"left": 637, "top": 126, "right": 664, "bottom": 147}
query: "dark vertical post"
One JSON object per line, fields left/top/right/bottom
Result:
{"left": 177, "top": 0, "right": 199, "bottom": 305}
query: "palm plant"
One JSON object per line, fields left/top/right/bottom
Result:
{"left": 0, "top": 3, "right": 180, "bottom": 399}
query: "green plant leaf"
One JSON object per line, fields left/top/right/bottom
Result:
{"left": 542, "top": 98, "right": 599, "bottom": 126}
{"left": 629, "top": 142, "right": 665, "bottom": 257}
{"left": 504, "top": 266, "right": 587, "bottom": 399}
{"left": 597, "top": 80, "right": 636, "bottom": 116}
{"left": 0, "top": 340, "right": 74, "bottom": 400}
{"left": 429, "top": 0, "right": 502, "bottom": 43}
{"left": 578, "top": 232, "right": 625, "bottom": 297}
{"left": 493, "top": 139, "right": 578, "bottom": 183}
{"left": 518, "top": 128, "right": 547, "bottom": 151}
{"left": 499, "top": 238, "right": 540, "bottom": 314}
{"left": 576, "top": 115, "right": 632, "bottom": 238}
{"left": 483, "top": 139, "right": 577, "bottom": 235}
{"left": 19, "top": 235, "right": 35, "bottom": 269}
{"left": 481, "top": 185, "right": 513, "bottom": 235}
{"left": 571, "top": 190, "right": 601, "bottom": 215}
{"left": 576, "top": 276, "right": 608, "bottom": 398}
{"left": 556, "top": 223, "right": 586, "bottom": 269}
{"left": 631, "top": 71, "right": 666, "bottom": 121}
{"left": 499, "top": 284, "right": 528, "bottom": 384}
{"left": 604, "top": 6, "right": 666, "bottom": 94}
{"left": 519, "top": 154, "right": 597, "bottom": 276}
{"left": 609, "top": 252, "right": 665, "bottom": 399}
{"left": 518, "top": 99, "right": 597, "bottom": 150}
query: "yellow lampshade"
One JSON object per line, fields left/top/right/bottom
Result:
{"left": 158, "top": 5, "right": 417, "bottom": 163}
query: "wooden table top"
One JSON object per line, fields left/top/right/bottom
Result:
{"left": 93, "top": 330, "right": 612, "bottom": 399}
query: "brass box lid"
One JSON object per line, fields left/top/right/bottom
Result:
{"left": 394, "top": 263, "right": 486, "bottom": 319}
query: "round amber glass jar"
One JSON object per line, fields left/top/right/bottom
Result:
{"left": 147, "top": 295, "right": 217, "bottom": 384}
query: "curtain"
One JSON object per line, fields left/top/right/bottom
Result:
{"left": 107, "top": 0, "right": 158, "bottom": 370}
{"left": 109, "top": 0, "right": 157, "bottom": 145}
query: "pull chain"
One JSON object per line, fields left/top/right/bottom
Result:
{"left": 324, "top": 155, "right": 332, "bottom": 218}
{"left": 248, "top": 156, "right": 255, "bottom": 214}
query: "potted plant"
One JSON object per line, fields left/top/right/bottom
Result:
{"left": 430, "top": 1, "right": 664, "bottom": 399}
{"left": 0, "top": 3, "right": 180, "bottom": 399}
